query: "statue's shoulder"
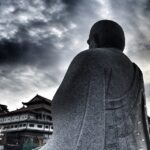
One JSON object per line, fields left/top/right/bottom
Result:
{"left": 74, "top": 49, "right": 92, "bottom": 57}
{"left": 71, "top": 49, "right": 105, "bottom": 64}
{"left": 73, "top": 49, "right": 106, "bottom": 60}
{"left": 71, "top": 49, "right": 92, "bottom": 63}
{"left": 73, "top": 48, "right": 129, "bottom": 64}
{"left": 75, "top": 48, "right": 125, "bottom": 59}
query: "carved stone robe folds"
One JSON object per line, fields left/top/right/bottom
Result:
{"left": 41, "top": 48, "right": 150, "bottom": 150}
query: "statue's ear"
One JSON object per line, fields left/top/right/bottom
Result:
{"left": 88, "top": 35, "right": 98, "bottom": 49}
{"left": 87, "top": 39, "right": 90, "bottom": 45}
{"left": 89, "top": 40, "right": 97, "bottom": 48}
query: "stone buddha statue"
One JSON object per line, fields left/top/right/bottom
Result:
{"left": 41, "top": 20, "right": 150, "bottom": 150}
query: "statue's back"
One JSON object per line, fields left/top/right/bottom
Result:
{"left": 41, "top": 48, "right": 149, "bottom": 150}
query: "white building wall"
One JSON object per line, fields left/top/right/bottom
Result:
{"left": 0, "top": 114, "right": 30, "bottom": 124}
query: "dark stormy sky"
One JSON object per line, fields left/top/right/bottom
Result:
{"left": 0, "top": 0, "right": 150, "bottom": 115}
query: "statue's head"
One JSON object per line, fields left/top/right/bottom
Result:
{"left": 87, "top": 20, "right": 125, "bottom": 51}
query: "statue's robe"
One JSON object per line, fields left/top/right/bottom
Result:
{"left": 41, "top": 48, "right": 150, "bottom": 150}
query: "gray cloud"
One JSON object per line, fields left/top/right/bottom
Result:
{"left": 0, "top": 0, "right": 74, "bottom": 109}
{"left": 0, "top": 0, "right": 150, "bottom": 115}
{"left": 0, "top": 0, "right": 65, "bottom": 67}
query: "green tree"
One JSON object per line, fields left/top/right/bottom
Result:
{"left": 22, "top": 138, "right": 38, "bottom": 150}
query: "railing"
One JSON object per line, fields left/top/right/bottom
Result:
{"left": 0, "top": 118, "right": 52, "bottom": 125}
{"left": 28, "top": 118, "right": 52, "bottom": 122}
{"left": 1, "top": 126, "right": 53, "bottom": 133}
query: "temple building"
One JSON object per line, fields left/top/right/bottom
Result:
{"left": 0, "top": 95, "right": 53, "bottom": 150}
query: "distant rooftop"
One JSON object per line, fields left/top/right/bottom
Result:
{"left": 0, "top": 104, "right": 8, "bottom": 113}
{"left": 0, "top": 94, "right": 51, "bottom": 116}
{"left": 22, "top": 94, "right": 51, "bottom": 106}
